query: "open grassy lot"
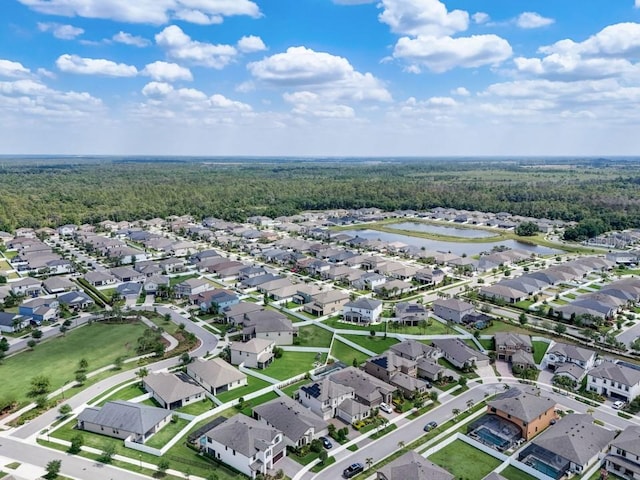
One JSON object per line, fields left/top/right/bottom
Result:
{"left": 429, "top": 440, "right": 501, "bottom": 480}
{"left": 533, "top": 340, "right": 550, "bottom": 364}
{"left": 97, "top": 383, "right": 145, "bottom": 406}
{"left": 215, "top": 375, "right": 271, "bottom": 403}
{"left": 1, "top": 322, "right": 146, "bottom": 405}
{"left": 501, "top": 465, "right": 538, "bottom": 480}
{"left": 146, "top": 418, "right": 190, "bottom": 449}
{"left": 296, "top": 324, "right": 334, "bottom": 348}
{"left": 341, "top": 334, "right": 399, "bottom": 354}
{"left": 330, "top": 339, "right": 371, "bottom": 365}
{"left": 264, "top": 351, "right": 325, "bottom": 380}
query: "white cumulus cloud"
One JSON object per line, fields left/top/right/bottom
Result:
{"left": 56, "top": 54, "right": 138, "bottom": 77}
{"left": 112, "top": 31, "right": 151, "bottom": 47}
{"left": 378, "top": 0, "right": 469, "bottom": 37}
{"left": 472, "top": 12, "right": 490, "bottom": 25}
{"left": 516, "top": 12, "right": 555, "bottom": 29}
{"left": 451, "top": 87, "right": 470, "bottom": 96}
{"left": 143, "top": 61, "right": 192, "bottom": 82}
{"left": 237, "top": 35, "right": 267, "bottom": 53}
{"left": 155, "top": 25, "right": 237, "bottom": 69}
{"left": 0, "top": 59, "right": 31, "bottom": 78}
{"left": 37, "top": 22, "right": 84, "bottom": 39}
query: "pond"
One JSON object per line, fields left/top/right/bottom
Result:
{"left": 387, "top": 222, "right": 497, "bottom": 239}
{"left": 340, "top": 229, "right": 561, "bottom": 256}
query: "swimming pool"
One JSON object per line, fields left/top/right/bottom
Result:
{"left": 525, "top": 457, "right": 563, "bottom": 479}
{"left": 475, "top": 427, "right": 510, "bottom": 450}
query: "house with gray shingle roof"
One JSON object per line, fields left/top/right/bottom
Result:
{"left": 342, "top": 298, "right": 383, "bottom": 324}
{"left": 389, "top": 339, "right": 438, "bottom": 362}
{"left": 298, "top": 377, "right": 355, "bottom": 420}
{"left": 187, "top": 358, "right": 247, "bottom": 395}
{"left": 143, "top": 372, "right": 205, "bottom": 409}
{"left": 242, "top": 310, "right": 296, "bottom": 346}
{"left": 229, "top": 338, "right": 275, "bottom": 369}
{"left": 544, "top": 342, "right": 597, "bottom": 371}
{"left": 329, "top": 366, "right": 395, "bottom": 408}
{"left": 432, "top": 338, "right": 490, "bottom": 369}
{"left": 604, "top": 425, "right": 640, "bottom": 479}
{"left": 377, "top": 451, "right": 454, "bottom": 480}
{"left": 586, "top": 361, "right": 640, "bottom": 402}
{"left": 253, "top": 396, "right": 328, "bottom": 448}
{"left": 487, "top": 387, "right": 557, "bottom": 440}
{"left": 432, "top": 298, "right": 475, "bottom": 323}
{"left": 365, "top": 351, "right": 429, "bottom": 398}
{"left": 518, "top": 414, "right": 616, "bottom": 477}
{"left": 202, "top": 415, "right": 286, "bottom": 479}
{"left": 77, "top": 400, "right": 172, "bottom": 443}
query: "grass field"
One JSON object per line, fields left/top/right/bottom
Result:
{"left": 322, "top": 317, "right": 449, "bottom": 335}
{"left": 176, "top": 397, "right": 215, "bottom": 416}
{"left": 481, "top": 321, "right": 533, "bottom": 335}
{"left": 1, "top": 322, "right": 147, "bottom": 405}
{"left": 215, "top": 375, "right": 271, "bottom": 403}
{"left": 296, "top": 324, "right": 334, "bottom": 348}
{"left": 0, "top": 259, "right": 12, "bottom": 271}
{"left": 264, "top": 351, "right": 325, "bottom": 380}
{"left": 429, "top": 440, "right": 501, "bottom": 480}
{"left": 501, "top": 465, "right": 538, "bottom": 480}
{"left": 532, "top": 340, "right": 550, "bottom": 364}
{"left": 97, "top": 383, "right": 145, "bottom": 406}
{"left": 340, "top": 334, "right": 399, "bottom": 354}
{"left": 145, "top": 418, "right": 190, "bottom": 449}
{"left": 330, "top": 339, "right": 371, "bottom": 365}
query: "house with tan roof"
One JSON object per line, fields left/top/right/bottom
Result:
{"left": 229, "top": 338, "right": 275, "bottom": 369}
{"left": 143, "top": 372, "right": 205, "bottom": 409}
{"left": 186, "top": 358, "right": 247, "bottom": 396}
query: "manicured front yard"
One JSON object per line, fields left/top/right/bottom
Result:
{"left": 1, "top": 322, "right": 147, "bottom": 405}
{"left": 501, "top": 465, "right": 538, "bottom": 480}
{"left": 532, "top": 340, "right": 550, "bottom": 364}
{"left": 215, "top": 375, "right": 271, "bottom": 403}
{"left": 340, "top": 334, "right": 399, "bottom": 354}
{"left": 264, "top": 351, "right": 325, "bottom": 380}
{"left": 330, "top": 339, "right": 371, "bottom": 365}
{"left": 296, "top": 324, "right": 334, "bottom": 348}
{"left": 146, "top": 418, "right": 190, "bottom": 449}
{"left": 429, "top": 440, "right": 501, "bottom": 480}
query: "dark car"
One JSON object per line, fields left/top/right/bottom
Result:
{"left": 320, "top": 436, "right": 332, "bottom": 449}
{"left": 424, "top": 421, "right": 437, "bottom": 432}
{"left": 343, "top": 463, "right": 364, "bottom": 478}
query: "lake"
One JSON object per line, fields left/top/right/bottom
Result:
{"left": 341, "top": 229, "right": 561, "bottom": 256}
{"left": 387, "top": 222, "right": 497, "bottom": 239}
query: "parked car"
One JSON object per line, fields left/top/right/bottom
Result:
{"left": 424, "top": 421, "right": 437, "bottom": 432}
{"left": 379, "top": 402, "right": 393, "bottom": 414}
{"left": 612, "top": 400, "right": 626, "bottom": 410}
{"left": 343, "top": 463, "right": 364, "bottom": 479}
{"left": 320, "top": 436, "right": 332, "bottom": 449}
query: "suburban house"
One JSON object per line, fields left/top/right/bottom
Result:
{"left": 432, "top": 298, "right": 475, "bottom": 323}
{"left": 116, "top": 282, "right": 143, "bottom": 299}
{"left": 395, "top": 302, "right": 428, "bottom": 326}
{"left": 375, "top": 279, "right": 412, "bottom": 297}
{"left": 186, "top": 358, "right": 248, "bottom": 395}
{"left": 143, "top": 372, "right": 206, "bottom": 410}
{"left": 376, "top": 451, "right": 454, "bottom": 480}
{"left": 303, "top": 290, "right": 349, "bottom": 316}
{"left": 494, "top": 332, "right": 534, "bottom": 364}
{"left": 544, "top": 342, "right": 597, "bottom": 372}
{"left": 390, "top": 339, "right": 439, "bottom": 362}
{"left": 329, "top": 367, "right": 396, "bottom": 408}
{"left": 342, "top": 298, "right": 383, "bottom": 325}
{"left": 143, "top": 275, "right": 170, "bottom": 294}
{"left": 352, "top": 272, "right": 386, "bottom": 291}
{"left": 253, "top": 396, "right": 328, "bottom": 449}
{"left": 229, "top": 339, "right": 275, "bottom": 369}
{"left": 0, "top": 312, "right": 28, "bottom": 333}
{"left": 478, "top": 284, "right": 527, "bottom": 304}
{"left": 18, "top": 297, "right": 59, "bottom": 324}
{"left": 486, "top": 388, "right": 557, "bottom": 440}
{"left": 364, "top": 352, "right": 429, "bottom": 398}
{"left": 298, "top": 377, "right": 355, "bottom": 421}
{"left": 43, "top": 276, "right": 76, "bottom": 294}
{"left": 76, "top": 400, "right": 173, "bottom": 444}
{"left": 518, "top": 414, "right": 616, "bottom": 477}
{"left": 414, "top": 268, "right": 445, "bottom": 285}
{"left": 554, "top": 363, "right": 588, "bottom": 385}
{"left": 223, "top": 302, "right": 264, "bottom": 324}
{"left": 174, "top": 278, "right": 213, "bottom": 298}
{"left": 586, "top": 361, "right": 640, "bottom": 402}
{"left": 190, "top": 289, "right": 239, "bottom": 313}
{"left": 110, "top": 267, "right": 145, "bottom": 283}
{"left": 84, "top": 271, "right": 117, "bottom": 287}
{"left": 432, "top": 338, "right": 490, "bottom": 369}
{"left": 201, "top": 415, "right": 286, "bottom": 479}
{"left": 242, "top": 310, "right": 296, "bottom": 346}
{"left": 604, "top": 425, "right": 640, "bottom": 480}
{"left": 57, "top": 291, "right": 94, "bottom": 310}
{"left": 10, "top": 278, "right": 42, "bottom": 297}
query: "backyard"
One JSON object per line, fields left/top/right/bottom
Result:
{"left": 97, "top": 382, "right": 145, "bottom": 406}
{"left": 215, "top": 375, "right": 271, "bottom": 403}
{"left": 295, "top": 324, "right": 334, "bottom": 348}
{"left": 429, "top": 440, "right": 502, "bottom": 480}
{"left": 146, "top": 418, "right": 190, "bottom": 449}
{"left": 264, "top": 351, "right": 326, "bottom": 380}
{"left": 0, "top": 321, "right": 147, "bottom": 405}
{"left": 330, "top": 339, "right": 371, "bottom": 366}
{"left": 340, "top": 334, "right": 399, "bottom": 354}
{"left": 532, "top": 340, "right": 550, "bottom": 364}
{"left": 500, "top": 465, "right": 538, "bottom": 480}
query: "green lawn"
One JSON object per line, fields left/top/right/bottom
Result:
{"left": 482, "top": 321, "right": 533, "bottom": 335}
{"left": 514, "top": 300, "right": 535, "bottom": 310}
{"left": 176, "top": 398, "right": 216, "bottom": 416}
{"left": 564, "top": 293, "right": 577, "bottom": 300}
{"left": 97, "top": 383, "right": 146, "bottom": 406}
{"left": 322, "top": 317, "right": 448, "bottom": 335}
{"left": 263, "top": 351, "right": 325, "bottom": 380}
{"left": 479, "top": 338, "right": 494, "bottom": 350}
{"left": 330, "top": 339, "right": 371, "bottom": 365}
{"left": 296, "top": 325, "right": 334, "bottom": 348}
{"left": 280, "top": 379, "right": 308, "bottom": 398}
{"left": 1, "top": 322, "right": 147, "bottom": 405}
{"left": 533, "top": 340, "right": 550, "bottom": 364}
{"left": 576, "top": 288, "right": 592, "bottom": 294}
{"left": 146, "top": 418, "right": 190, "bottom": 449}
{"left": 429, "top": 440, "right": 501, "bottom": 480}
{"left": 215, "top": 375, "right": 271, "bottom": 403}
{"left": 100, "top": 288, "right": 117, "bottom": 301}
{"left": 0, "top": 259, "right": 11, "bottom": 271}
{"left": 501, "top": 465, "right": 538, "bottom": 480}
{"left": 340, "top": 334, "right": 399, "bottom": 354}
{"left": 240, "top": 391, "right": 280, "bottom": 416}
{"left": 3, "top": 250, "right": 18, "bottom": 260}
{"left": 169, "top": 274, "right": 199, "bottom": 287}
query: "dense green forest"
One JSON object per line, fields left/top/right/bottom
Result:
{"left": 0, "top": 157, "right": 639, "bottom": 236}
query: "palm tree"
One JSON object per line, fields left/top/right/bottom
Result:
{"left": 136, "top": 367, "right": 149, "bottom": 385}
{"left": 397, "top": 440, "right": 405, "bottom": 450}
{"left": 365, "top": 458, "right": 374, "bottom": 470}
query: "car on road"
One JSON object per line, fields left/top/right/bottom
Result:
{"left": 379, "top": 402, "right": 393, "bottom": 414}
{"left": 320, "top": 436, "right": 332, "bottom": 449}
{"left": 343, "top": 463, "right": 364, "bottom": 478}
{"left": 424, "top": 421, "right": 437, "bottom": 432}
{"left": 612, "top": 400, "right": 626, "bottom": 410}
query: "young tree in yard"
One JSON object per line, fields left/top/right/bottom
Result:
{"left": 44, "top": 459, "right": 61, "bottom": 479}
{"left": 68, "top": 433, "right": 84, "bottom": 454}
{"left": 59, "top": 324, "right": 68, "bottom": 336}
{"left": 318, "top": 449, "right": 328, "bottom": 465}
{"left": 75, "top": 372, "right": 87, "bottom": 384}
{"left": 519, "top": 313, "right": 528, "bottom": 326}
{"left": 366, "top": 457, "right": 374, "bottom": 470}
{"left": 99, "top": 443, "right": 116, "bottom": 463}
{"left": 113, "top": 356, "right": 124, "bottom": 370}
{"left": 458, "top": 376, "right": 467, "bottom": 388}
{"left": 35, "top": 394, "right": 48, "bottom": 408}
{"left": 78, "top": 358, "right": 88, "bottom": 371}
{"left": 180, "top": 352, "right": 191, "bottom": 365}
{"left": 58, "top": 404, "right": 72, "bottom": 417}
{"left": 157, "top": 459, "right": 170, "bottom": 476}
{"left": 27, "top": 339, "right": 37, "bottom": 350}
{"left": 32, "top": 329, "right": 43, "bottom": 340}
{"left": 136, "top": 367, "right": 149, "bottom": 384}
{"left": 352, "top": 357, "right": 359, "bottom": 367}
{"left": 555, "top": 323, "right": 567, "bottom": 335}
{"left": 28, "top": 375, "right": 51, "bottom": 398}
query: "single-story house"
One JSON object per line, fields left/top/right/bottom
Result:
{"left": 143, "top": 372, "right": 206, "bottom": 410}
{"left": 376, "top": 451, "right": 454, "bottom": 480}
{"left": 187, "top": 358, "right": 248, "bottom": 395}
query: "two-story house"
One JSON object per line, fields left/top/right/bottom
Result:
{"left": 303, "top": 290, "right": 349, "bottom": 317}
{"left": 242, "top": 310, "right": 296, "bottom": 346}
{"left": 18, "top": 297, "right": 59, "bottom": 324}
{"left": 544, "top": 342, "right": 597, "bottom": 371}
{"left": 298, "top": 377, "right": 355, "bottom": 421}
{"left": 394, "top": 302, "right": 429, "bottom": 326}
{"left": 342, "top": 298, "right": 383, "bottom": 325}
{"left": 229, "top": 339, "right": 275, "bottom": 369}
{"left": 605, "top": 425, "right": 640, "bottom": 480}
{"left": 364, "top": 352, "right": 429, "bottom": 398}
{"left": 487, "top": 388, "right": 557, "bottom": 441}
{"left": 587, "top": 361, "right": 640, "bottom": 402}
{"left": 432, "top": 298, "right": 475, "bottom": 323}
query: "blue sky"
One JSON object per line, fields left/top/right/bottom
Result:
{"left": 1, "top": 0, "right": 640, "bottom": 156}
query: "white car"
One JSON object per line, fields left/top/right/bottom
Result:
{"left": 379, "top": 403, "right": 393, "bottom": 414}
{"left": 612, "top": 400, "right": 626, "bottom": 410}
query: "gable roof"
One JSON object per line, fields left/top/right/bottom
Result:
{"left": 588, "top": 362, "right": 640, "bottom": 387}
{"left": 488, "top": 388, "right": 555, "bottom": 422}
{"left": 205, "top": 415, "right": 281, "bottom": 458}
{"left": 432, "top": 338, "right": 489, "bottom": 364}
{"left": 329, "top": 366, "right": 396, "bottom": 403}
{"left": 345, "top": 298, "right": 382, "bottom": 310}
{"left": 547, "top": 342, "right": 595, "bottom": 363}
{"left": 390, "top": 339, "right": 436, "bottom": 360}
{"left": 78, "top": 400, "right": 171, "bottom": 435}
{"left": 188, "top": 358, "right": 246, "bottom": 390}
{"left": 229, "top": 338, "right": 274, "bottom": 354}
{"left": 378, "top": 451, "right": 454, "bottom": 480}
{"left": 433, "top": 298, "right": 474, "bottom": 312}
{"left": 611, "top": 425, "right": 640, "bottom": 457}
{"left": 494, "top": 332, "right": 532, "bottom": 349}
{"left": 143, "top": 372, "right": 205, "bottom": 404}
{"left": 254, "top": 396, "right": 327, "bottom": 443}
{"left": 300, "top": 377, "right": 354, "bottom": 401}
